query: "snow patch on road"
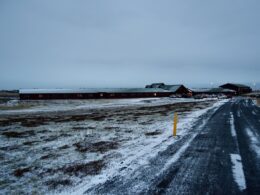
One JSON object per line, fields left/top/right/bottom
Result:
{"left": 237, "top": 110, "right": 241, "bottom": 118}
{"left": 245, "top": 128, "right": 260, "bottom": 158}
{"left": 230, "top": 112, "right": 247, "bottom": 191}
{"left": 230, "top": 154, "right": 246, "bottom": 191}
{"left": 230, "top": 113, "right": 237, "bottom": 137}
{"left": 230, "top": 112, "right": 246, "bottom": 190}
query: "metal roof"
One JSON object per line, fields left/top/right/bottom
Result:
{"left": 208, "top": 88, "right": 236, "bottom": 93}
{"left": 162, "top": 85, "right": 182, "bottom": 92}
{"left": 19, "top": 88, "right": 170, "bottom": 94}
{"left": 191, "top": 88, "right": 236, "bottom": 93}
{"left": 191, "top": 88, "right": 210, "bottom": 92}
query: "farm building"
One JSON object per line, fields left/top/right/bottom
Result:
{"left": 145, "top": 83, "right": 165, "bottom": 88}
{"left": 191, "top": 88, "right": 236, "bottom": 96}
{"left": 219, "top": 83, "right": 252, "bottom": 95}
{"left": 19, "top": 88, "right": 172, "bottom": 100}
{"left": 145, "top": 83, "right": 192, "bottom": 96}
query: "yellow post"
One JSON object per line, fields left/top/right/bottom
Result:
{"left": 173, "top": 113, "right": 178, "bottom": 136}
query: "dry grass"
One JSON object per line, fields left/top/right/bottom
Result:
{"left": 13, "top": 167, "right": 31, "bottom": 177}
{"left": 61, "top": 160, "right": 105, "bottom": 176}
{"left": 46, "top": 179, "right": 72, "bottom": 189}
{"left": 2, "top": 130, "right": 35, "bottom": 138}
{"left": 145, "top": 130, "right": 162, "bottom": 136}
{"left": 73, "top": 141, "right": 119, "bottom": 153}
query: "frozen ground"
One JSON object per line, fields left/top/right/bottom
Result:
{"left": 78, "top": 98, "right": 260, "bottom": 195}
{"left": 0, "top": 97, "right": 219, "bottom": 194}
{"left": 2, "top": 97, "right": 259, "bottom": 194}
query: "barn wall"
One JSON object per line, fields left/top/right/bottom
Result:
{"left": 19, "top": 92, "right": 173, "bottom": 100}
{"left": 175, "top": 86, "right": 190, "bottom": 94}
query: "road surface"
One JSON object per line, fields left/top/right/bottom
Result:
{"left": 85, "top": 98, "right": 260, "bottom": 195}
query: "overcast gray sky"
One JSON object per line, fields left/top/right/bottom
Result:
{"left": 0, "top": 0, "right": 260, "bottom": 89}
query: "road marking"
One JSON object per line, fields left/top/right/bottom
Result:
{"left": 230, "top": 154, "right": 246, "bottom": 191}
{"left": 230, "top": 112, "right": 247, "bottom": 191}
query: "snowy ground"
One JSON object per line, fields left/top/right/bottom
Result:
{"left": 0, "top": 97, "right": 215, "bottom": 115}
{"left": 76, "top": 98, "right": 260, "bottom": 195}
{"left": 0, "top": 97, "right": 224, "bottom": 194}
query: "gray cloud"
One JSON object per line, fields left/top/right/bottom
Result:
{"left": 0, "top": 0, "right": 260, "bottom": 89}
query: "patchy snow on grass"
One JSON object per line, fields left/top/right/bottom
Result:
{"left": 0, "top": 98, "right": 228, "bottom": 194}
{"left": 230, "top": 154, "right": 246, "bottom": 191}
{"left": 0, "top": 98, "right": 217, "bottom": 115}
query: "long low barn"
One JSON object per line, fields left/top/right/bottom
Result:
{"left": 191, "top": 88, "right": 236, "bottom": 96}
{"left": 19, "top": 88, "right": 173, "bottom": 100}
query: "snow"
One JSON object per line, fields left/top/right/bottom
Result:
{"left": 0, "top": 97, "right": 213, "bottom": 115}
{"left": 252, "top": 99, "right": 260, "bottom": 107}
{"left": 230, "top": 154, "right": 246, "bottom": 191}
{"left": 237, "top": 110, "right": 241, "bottom": 117}
{"left": 245, "top": 128, "right": 260, "bottom": 158}
{"left": 230, "top": 113, "right": 237, "bottom": 137}
{"left": 229, "top": 112, "right": 247, "bottom": 191}
{"left": 63, "top": 99, "right": 228, "bottom": 195}
{"left": 0, "top": 98, "right": 228, "bottom": 194}
{"left": 159, "top": 102, "right": 225, "bottom": 174}
{"left": 159, "top": 130, "right": 199, "bottom": 174}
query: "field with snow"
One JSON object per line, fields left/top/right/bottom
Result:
{"left": 0, "top": 97, "right": 222, "bottom": 194}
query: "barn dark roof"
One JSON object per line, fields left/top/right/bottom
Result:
{"left": 145, "top": 83, "right": 190, "bottom": 93}
{"left": 161, "top": 85, "right": 183, "bottom": 92}
{"left": 220, "top": 83, "right": 250, "bottom": 88}
{"left": 151, "top": 83, "right": 165, "bottom": 85}
{"left": 148, "top": 83, "right": 165, "bottom": 88}
{"left": 19, "top": 88, "right": 170, "bottom": 94}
